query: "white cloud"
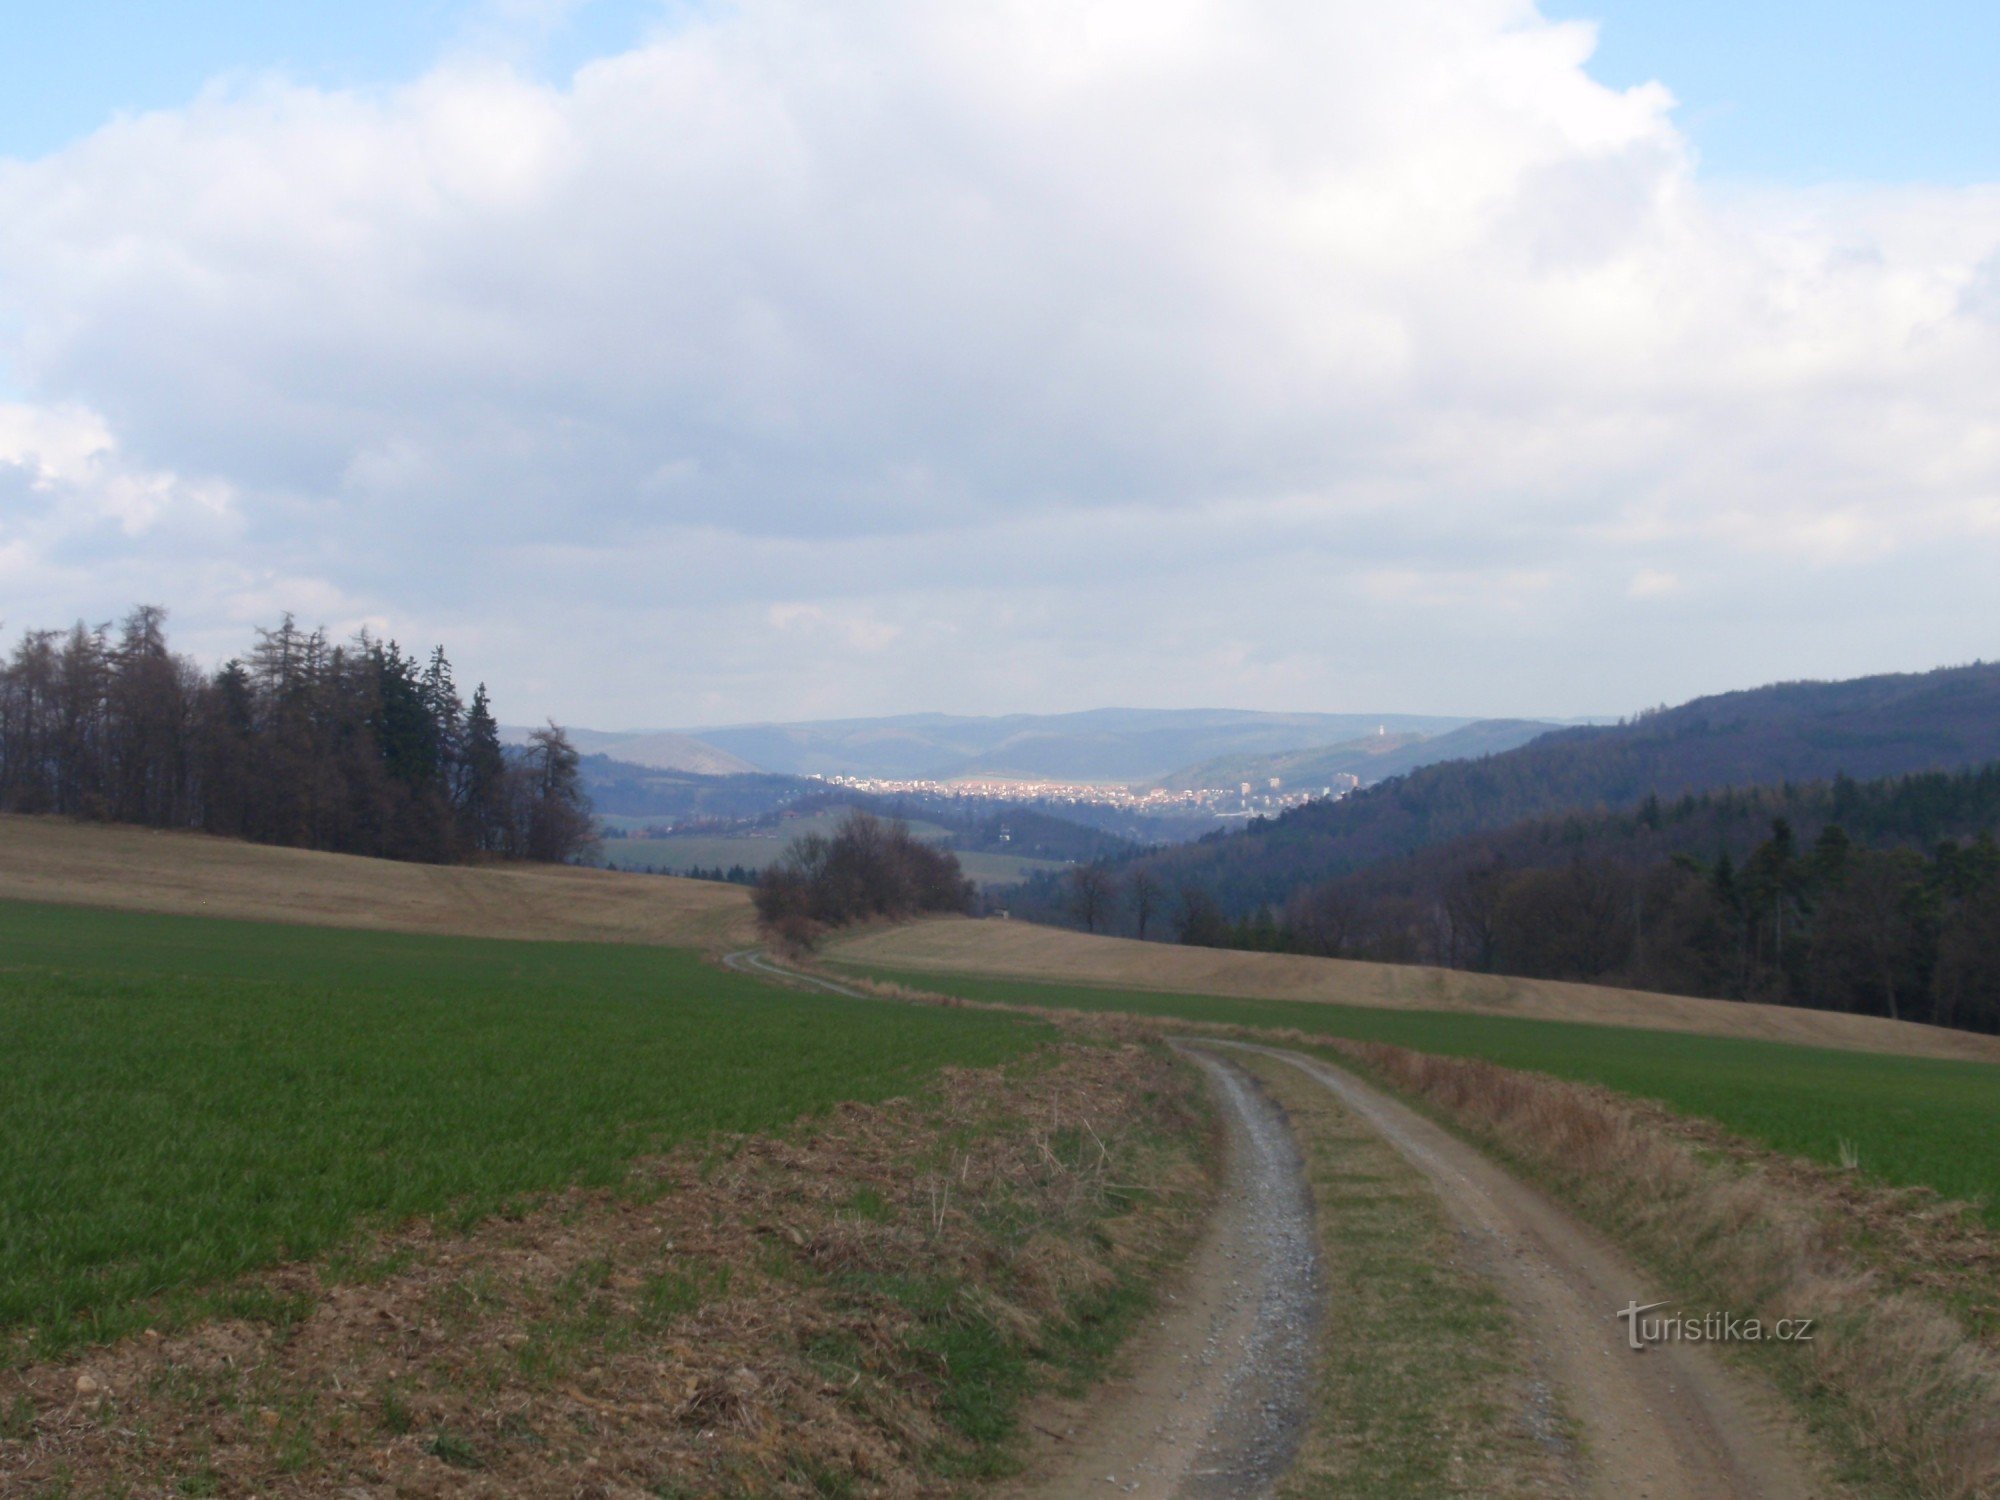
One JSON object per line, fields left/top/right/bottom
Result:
{"left": 1626, "top": 568, "right": 1680, "bottom": 599}
{"left": 0, "top": 0, "right": 1996, "bottom": 721}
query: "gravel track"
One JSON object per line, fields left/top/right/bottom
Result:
{"left": 998, "top": 1045, "right": 1322, "bottom": 1499}
{"left": 1222, "top": 1040, "right": 1828, "bottom": 1500}
{"left": 728, "top": 950, "right": 1832, "bottom": 1498}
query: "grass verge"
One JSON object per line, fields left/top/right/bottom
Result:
{"left": 0, "top": 1041, "right": 1211, "bottom": 1498}
{"left": 1312, "top": 1038, "right": 2000, "bottom": 1500}
{"left": 1234, "top": 1053, "right": 1578, "bottom": 1499}
{"left": 838, "top": 966, "right": 2000, "bottom": 1225}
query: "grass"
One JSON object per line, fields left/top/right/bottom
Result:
{"left": 1322, "top": 1037, "right": 2000, "bottom": 1499}
{"left": 1239, "top": 1053, "right": 1573, "bottom": 1498}
{"left": 0, "top": 899, "right": 1044, "bottom": 1358}
{"left": 600, "top": 834, "right": 1061, "bottom": 888}
{"left": 842, "top": 965, "right": 2000, "bottom": 1224}
{"left": 593, "top": 808, "right": 1065, "bottom": 887}
{"left": 596, "top": 810, "right": 953, "bottom": 873}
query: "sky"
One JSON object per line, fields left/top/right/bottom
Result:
{"left": 2, "top": 1, "right": 1997, "bottom": 728}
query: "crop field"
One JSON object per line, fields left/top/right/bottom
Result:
{"left": 0, "top": 900, "right": 1045, "bottom": 1358}
{"left": 596, "top": 807, "right": 949, "bottom": 873}
{"left": 600, "top": 820, "right": 1065, "bottom": 887}
{"left": 842, "top": 966, "right": 2000, "bottom": 1223}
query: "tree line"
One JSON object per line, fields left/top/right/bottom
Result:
{"left": 1043, "top": 768, "right": 2000, "bottom": 1032}
{"left": 755, "top": 811, "right": 973, "bottom": 945}
{"left": 0, "top": 607, "right": 593, "bottom": 864}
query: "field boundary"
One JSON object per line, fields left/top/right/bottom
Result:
{"left": 826, "top": 915, "right": 2000, "bottom": 1063}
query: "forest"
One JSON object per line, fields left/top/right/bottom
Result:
{"left": 1102, "top": 661, "right": 2000, "bottom": 918}
{"left": 0, "top": 607, "right": 593, "bottom": 865}
{"left": 1040, "top": 768, "right": 2000, "bottom": 1032}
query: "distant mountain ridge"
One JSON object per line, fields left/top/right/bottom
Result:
{"left": 527, "top": 707, "right": 1586, "bottom": 787}
{"left": 1076, "top": 661, "right": 2000, "bottom": 918}
{"left": 1148, "top": 719, "right": 1563, "bottom": 793}
{"left": 675, "top": 708, "right": 1477, "bottom": 783}
{"left": 500, "top": 726, "right": 757, "bottom": 778}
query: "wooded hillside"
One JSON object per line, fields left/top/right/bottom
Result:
{"left": 1081, "top": 661, "right": 2000, "bottom": 918}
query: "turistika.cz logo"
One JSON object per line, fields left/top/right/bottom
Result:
{"left": 1615, "top": 1300, "right": 1815, "bottom": 1351}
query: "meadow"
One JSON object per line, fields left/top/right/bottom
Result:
{"left": 598, "top": 811, "right": 1065, "bottom": 887}
{"left": 0, "top": 900, "right": 1045, "bottom": 1357}
{"left": 842, "top": 965, "right": 2000, "bottom": 1222}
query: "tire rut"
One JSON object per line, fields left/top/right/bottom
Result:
{"left": 725, "top": 951, "right": 1832, "bottom": 1498}
{"left": 1219, "top": 1041, "right": 1829, "bottom": 1500}
{"left": 996, "top": 1046, "right": 1322, "bottom": 1499}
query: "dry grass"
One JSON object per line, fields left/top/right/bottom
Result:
{"left": 1240, "top": 1055, "right": 1580, "bottom": 1498}
{"left": 0, "top": 1042, "right": 1209, "bottom": 1499}
{"left": 803, "top": 959, "right": 2000, "bottom": 1495}
{"left": 830, "top": 916, "right": 2000, "bottom": 1064}
{"left": 0, "top": 814, "right": 757, "bottom": 950}
{"left": 1322, "top": 1038, "right": 2000, "bottom": 1500}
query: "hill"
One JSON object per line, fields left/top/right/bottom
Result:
{"left": 503, "top": 725, "right": 756, "bottom": 776}
{"left": 1149, "top": 718, "right": 1561, "bottom": 793}
{"left": 826, "top": 916, "right": 2000, "bottom": 1064}
{"left": 1106, "top": 662, "right": 2000, "bottom": 917}
{"left": 0, "top": 814, "right": 757, "bottom": 950}
{"left": 680, "top": 708, "right": 1475, "bottom": 782}
{"left": 578, "top": 757, "right": 820, "bottom": 822}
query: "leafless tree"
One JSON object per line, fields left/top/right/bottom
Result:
{"left": 1128, "top": 867, "right": 1162, "bottom": 940}
{"left": 1285, "top": 882, "right": 1360, "bottom": 958}
{"left": 1066, "top": 864, "right": 1119, "bottom": 934}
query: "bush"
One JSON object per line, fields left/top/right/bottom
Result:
{"left": 755, "top": 811, "right": 975, "bottom": 945}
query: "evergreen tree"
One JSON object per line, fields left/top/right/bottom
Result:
{"left": 461, "top": 684, "right": 508, "bottom": 852}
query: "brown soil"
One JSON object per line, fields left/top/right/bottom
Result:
{"left": 0, "top": 814, "right": 757, "bottom": 949}
{"left": 830, "top": 916, "right": 2000, "bottom": 1064}
{"left": 0, "top": 1043, "right": 1207, "bottom": 1499}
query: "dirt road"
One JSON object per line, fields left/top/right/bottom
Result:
{"left": 727, "top": 951, "right": 1831, "bottom": 1497}
{"left": 999, "top": 1046, "right": 1322, "bottom": 1499}
{"left": 1223, "top": 1041, "right": 1828, "bottom": 1500}
{"left": 722, "top": 947, "right": 877, "bottom": 995}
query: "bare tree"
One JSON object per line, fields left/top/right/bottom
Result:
{"left": 1128, "top": 867, "right": 1162, "bottom": 940}
{"left": 524, "top": 722, "right": 596, "bottom": 863}
{"left": 754, "top": 809, "right": 974, "bottom": 946}
{"left": 1066, "top": 864, "right": 1119, "bottom": 934}
{"left": 1285, "top": 882, "right": 1359, "bottom": 958}
{"left": 1439, "top": 862, "right": 1505, "bottom": 970}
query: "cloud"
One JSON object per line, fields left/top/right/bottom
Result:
{"left": 1626, "top": 568, "right": 1681, "bottom": 600}
{"left": 0, "top": 0, "right": 1996, "bottom": 722}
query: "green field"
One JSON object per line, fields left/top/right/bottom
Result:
{"left": 0, "top": 902, "right": 1045, "bottom": 1357}
{"left": 598, "top": 811, "right": 1065, "bottom": 888}
{"left": 842, "top": 966, "right": 2000, "bottom": 1223}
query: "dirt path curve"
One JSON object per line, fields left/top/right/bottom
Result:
{"left": 722, "top": 951, "right": 1828, "bottom": 1498}
{"left": 998, "top": 1043, "right": 1322, "bottom": 1499}
{"left": 1221, "top": 1041, "right": 1827, "bottom": 1500}
{"left": 721, "top": 947, "right": 876, "bottom": 996}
